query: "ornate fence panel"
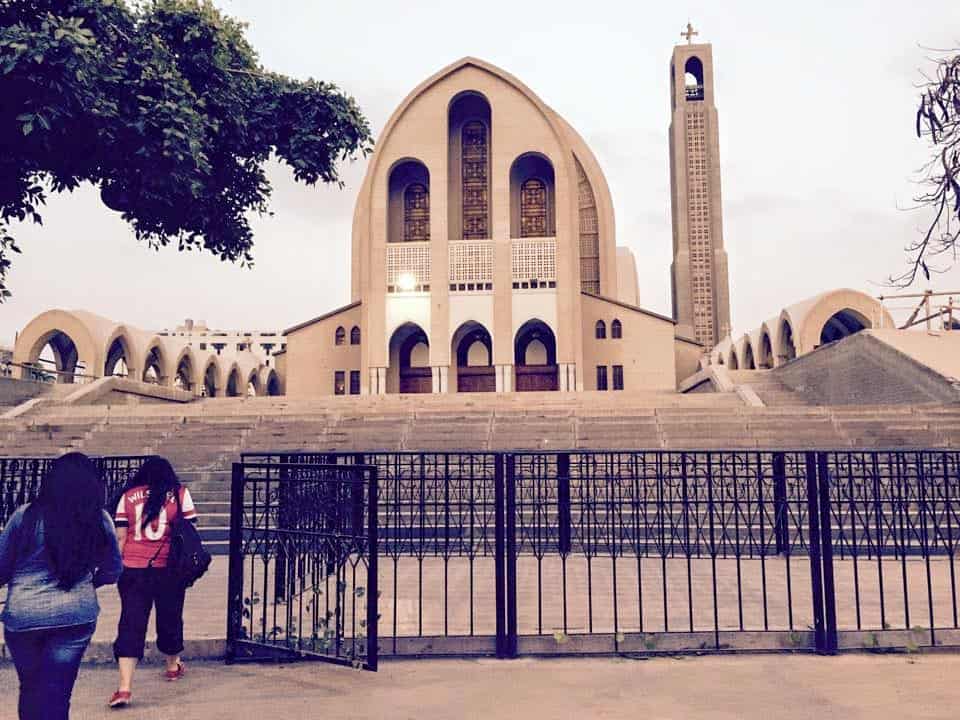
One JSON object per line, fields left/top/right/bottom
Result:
{"left": 238, "top": 449, "right": 960, "bottom": 659}
{"left": 1, "top": 455, "right": 147, "bottom": 526}
{"left": 226, "top": 461, "right": 378, "bottom": 670}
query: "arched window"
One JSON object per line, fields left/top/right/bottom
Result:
{"left": 595, "top": 320, "right": 606, "bottom": 339}
{"left": 611, "top": 319, "right": 622, "bottom": 339}
{"left": 461, "top": 120, "right": 489, "bottom": 239}
{"left": 335, "top": 326, "right": 345, "bottom": 346}
{"left": 520, "top": 178, "right": 547, "bottom": 238}
{"left": 403, "top": 183, "right": 430, "bottom": 241}
{"left": 350, "top": 326, "right": 361, "bottom": 345}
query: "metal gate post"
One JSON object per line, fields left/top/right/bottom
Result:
{"left": 505, "top": 454, "right": 518, "bottom": 658}
{"left": 557, "top": 453, "right": 572, "bottom": 555}
{"left": 804, "top": 452, "right": 827, "bottom": 654}
{"left": 773, "top": 453, "right": 789, "bottom": 554}
{"left": 225, "top": 463, "right": 245, "bottom": 663}
{"left": 366, "top": 466, "right": 379, "bottom": 671}
{"left": 494, "top": 454, "right": 507, "bottom": 658}
{"left": 816, "top": 453, "right": 839, "bottom": 654}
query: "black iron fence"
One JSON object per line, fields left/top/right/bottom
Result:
{"left": 0, "top": 455, "right": 148, "bottom": 526}
{"left": 226, "top": 461, "right": 378, "bottom": 670}
{"left": 237, "top": 449, "right": 960, "bottom": 659}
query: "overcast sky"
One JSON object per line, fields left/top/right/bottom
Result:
{"left": 3, "top": 0, "right": 960, "bottom": 347}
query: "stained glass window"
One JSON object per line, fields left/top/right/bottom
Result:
{"left": 404, "top": 183, "right": 430, "bottom": 242}
{"left": 520, "top": 178, "right": 547, "bottom": 238}
{"left": 462, "top": 121, "right": 488, "bottom": 239}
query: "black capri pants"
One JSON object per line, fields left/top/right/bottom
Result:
{"left": 113, "top": 567, "right": 186, "bottom": 660}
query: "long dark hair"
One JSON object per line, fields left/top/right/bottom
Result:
{"left": 32, "top": 452, "right": 108, "bottom": 589}
{"left": 124, "top": 456, "right": 180, "bottom": 529}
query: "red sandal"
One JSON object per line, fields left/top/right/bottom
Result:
{"left": 108, "top": 691, "right": 132, "bottom": 708}
{"left": 163, "top": 661, "right": 186, "bottom": 681}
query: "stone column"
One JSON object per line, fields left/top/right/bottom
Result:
{"left": 496, "top": 364, "right": 513, "bottom": 393}
{"left": 429, "top": 366, "right": 448, "bottom": 393}
{"left": 368, "top": 366, "right": 387, "bottom": 395}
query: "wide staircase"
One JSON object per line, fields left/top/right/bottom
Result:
{"left": 3, "top": 392, "right": 960, "bottom": 555}
{"left": 726, "top": 369, "right": 812, "bottom": 406}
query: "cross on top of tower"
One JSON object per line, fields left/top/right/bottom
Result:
{"left": 681, "top": 22, "right": 699, "bottom": 44}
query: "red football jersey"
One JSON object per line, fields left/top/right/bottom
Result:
{"left": 114, "top": 485, "right": 197, "bottom": 568}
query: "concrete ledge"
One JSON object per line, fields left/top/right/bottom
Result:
{"left": 734, "top": 384, "right": 765, "bottom": 407}
{"left": 0, "top": 638, "right": 226, "bottom": 665}
{"left": 1, "top": 397, "right": 48, "bottom": 420}
{"left": 62, "top": 377, "right": 194, "bottom": 406}
{"left": 678, "top": 366, "right": 737, "bottom": 394}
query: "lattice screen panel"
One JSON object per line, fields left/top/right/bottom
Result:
{"left": 386, "top": 243, "right": 431, "bottom": 291}
{"left": 512, "top": 238, "right": 556, "bottom": 283}
{"left": 449, "top": 240, "right": 493, "bottom": 285}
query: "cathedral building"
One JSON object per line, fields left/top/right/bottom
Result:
{"left": 11, "top": 35, "right": 907, "bottom": 402}
{"left": 280, "top": 56, "right": 701, "bottom": 397}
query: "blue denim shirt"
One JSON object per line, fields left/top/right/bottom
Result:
{"left": 0, "top": 504, "right": 123, "bottom": 632}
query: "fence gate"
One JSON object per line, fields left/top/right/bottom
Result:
{"left": 226, "top": 461, "right": 378, "bottom": 670}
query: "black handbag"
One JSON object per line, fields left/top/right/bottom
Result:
{"left": 148, "top": 488, "right": 211, "bottom": 588}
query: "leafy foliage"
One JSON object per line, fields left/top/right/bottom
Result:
{"left": 902, "top": 50, "right": 960, "bottom": 286}
{"left": 0, "top": 0, "right": 373, "bottom": 299}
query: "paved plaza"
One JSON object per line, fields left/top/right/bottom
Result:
{"left": 1, "top": 653, "right": 959, "bottom": 719}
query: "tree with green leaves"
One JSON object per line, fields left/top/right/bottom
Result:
{"left": 905, "top": 50, "right": 960, "bottom": 286}
{"left": 0, "top": 0, "right": 373, "bottom": 299}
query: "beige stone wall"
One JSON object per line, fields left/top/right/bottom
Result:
{"left": 579, "top": 294, "right": 676, "bottom": 391}
{"left": 284, "top": 305, "right": 363, "bottom": 397}
{"left": 674, "top": 336, "right": 704, "bottom": 388}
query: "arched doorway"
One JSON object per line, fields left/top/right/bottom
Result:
{"left": 388, "top": 323, "right": 431, "bottom": 394}
{"left": 104, "top": 336, "right": 131, "bottom": 377}
{"left": 514, "top": 319, "right": 558, "bottom": 392}
{"left": 225, "top": 368, "right": 241, "bottom": 397}
{"left": 29, "top": 330, "right": 83, "bottom": 383}
{"left": 174, "top": 353, "right": 193, "bottom": 391}
{"left": 247, "top": 371, "right": 260, "bottom": 397}
{"left": 728, "top": 348, "right": 739, "bottom": 370}
{"left": 779, "top": 320, "right": 797, "bottom": 363}
{"left": 143, "top": 345, "right": 163, "bottom": 384}
{"left": 202, "top": 361, "right": 218, "bottom": 397}
{"left": 819, "top": 309, "right": 869, "bottom": 345}
{"left": 266, "top": 372, "right": 281, "bottom": 397}
{"left": 742, "top": 341, "right": 756, "bottom": 370}
{"left": 758, "top": 332, "right": 774, "bottom": 369}
{"left": 451, "top": 322, "right": 493, "bottom": 392}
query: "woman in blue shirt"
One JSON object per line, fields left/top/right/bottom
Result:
{"left": 0, "top": 452, "right": 123, "bottom": 720}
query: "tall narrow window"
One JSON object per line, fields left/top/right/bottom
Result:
{"left": 462, "top": 121, "right": 488, "bottom": 239}
{"left": 612, "top": 365, "right": 623, "bottom": 391}
{"left": 595, "top": 320, "right": 606, "bottom": 339}
{"left": 596, "top": 365, "right": 608, "bottom": 391}
{"left": 520, "top": 178, "right": 547, "bottom": 237}
{"left": 611, "top": 319, "right": 622, "bottom": 339}
{"left": 350, "top": 326, "right": 361, "bottom": 345}
{"left": 335, "top": 327, "right": 345, "bottom": 346}
{"left": 349, "top": 370, "right": 360, "bottom": 395}
{"left": 334, "top": 371, "right": 345, "bottom": 395}
{"left": 403, "top": 183, "right": 430, "bottom": 241}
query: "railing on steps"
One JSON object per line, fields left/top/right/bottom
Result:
{"left": 0, "top": 455, "right": 150, "bottom": 526}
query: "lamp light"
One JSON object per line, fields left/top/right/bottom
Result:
{"left": 397, "top": 273, "right": 417, "bottom": 292}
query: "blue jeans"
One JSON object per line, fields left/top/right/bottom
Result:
{"left": 5, "top": 622, "right": 96, "bottom": 720}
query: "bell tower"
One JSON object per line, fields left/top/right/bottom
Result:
{"left": 669, "top": 25, "right": 731, "bottom": 349}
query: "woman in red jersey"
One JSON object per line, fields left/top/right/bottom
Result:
{"left": 108, "top": 457, "right": 197, "bottom": 709}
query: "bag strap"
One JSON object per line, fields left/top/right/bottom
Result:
{"left": 146, "top": 487, "right": 180, "bottom": 569}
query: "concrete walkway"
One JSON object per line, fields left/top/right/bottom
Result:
{"left": 0, "top": 654, "right": 958, "bottom": 719}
